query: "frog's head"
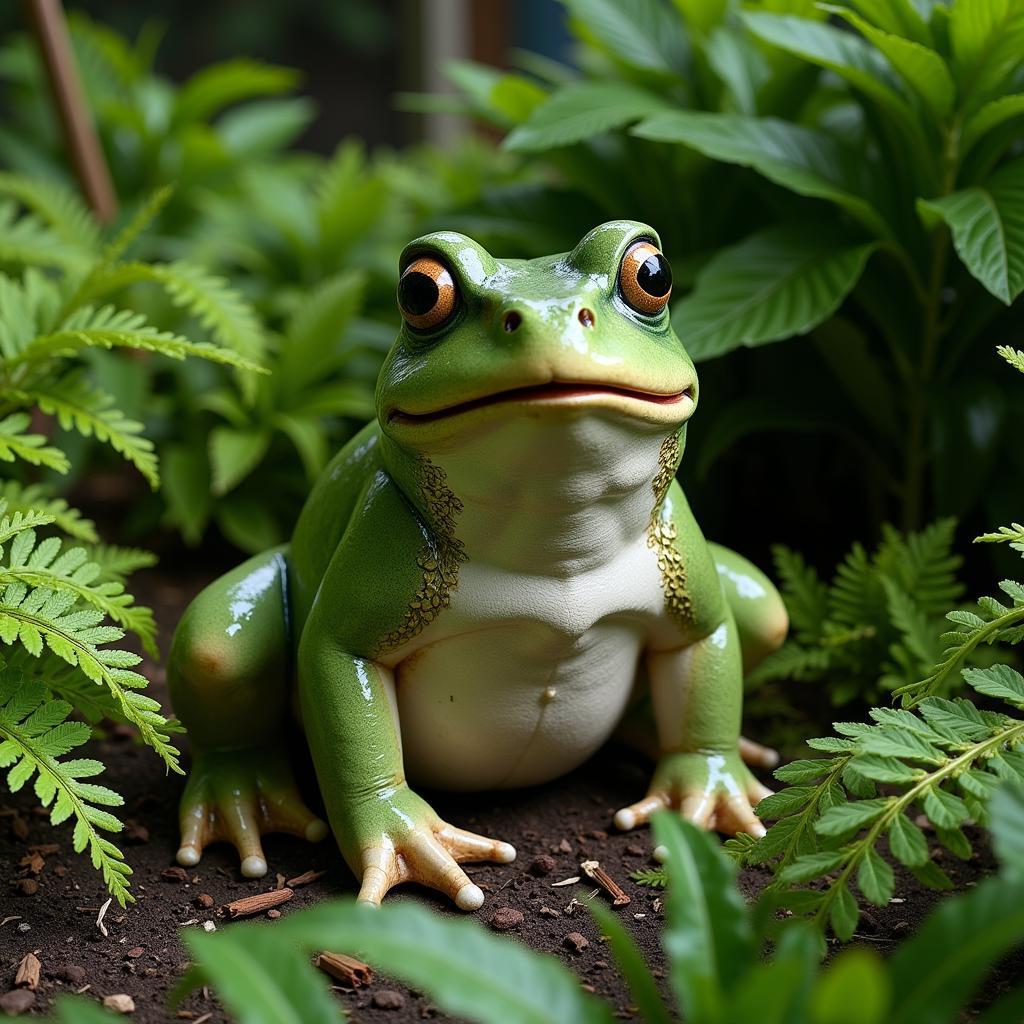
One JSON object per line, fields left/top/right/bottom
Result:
{"left": 377, "top": 221, "right": 697, "bottom": 448}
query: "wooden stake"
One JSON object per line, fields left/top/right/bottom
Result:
{"left": 24, "top": 0, "right": 117, "bottom": 222}
{"left": 314, "top": 952, "right": 374, "bottom": 988}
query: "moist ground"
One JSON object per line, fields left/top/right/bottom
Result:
{"left": 0, "top": 565, "right": 1013, "bottom": 1022}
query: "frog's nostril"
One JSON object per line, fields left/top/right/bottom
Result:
{"left": 503, "top": 311, "right": 522, "bottom": 333}
{"left": 578, "top": 308, "right": 595, "bottom": 328}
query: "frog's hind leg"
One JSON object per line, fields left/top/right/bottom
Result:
{"left": 168, "top": 546, "right": 327, "bottom": 877}
{"left": 710, "top": 542, "right": 788, "bottom": 769}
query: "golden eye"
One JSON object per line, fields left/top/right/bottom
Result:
{"left": 619, "top": 241, "right": 672, "bottom": 316}
{"left": 398, "top": 256, "right": 457, "bottom": 330}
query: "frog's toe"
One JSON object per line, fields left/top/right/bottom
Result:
{"left": 434, "top": 823, "right": 517, "bottom": 864}
{"left": 614, "top": 792, "right": 669, "bottom": 831}
{"left": 219, "top": 797, "right": 270, "bottom": 876}
{"left": 260, "top": 786, "right": 329, "bottom": 844}
{"left": 738, "top": 736, "right": 780, "bottom": 769}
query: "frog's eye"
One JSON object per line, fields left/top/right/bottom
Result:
{"left": 398, "top": 256, "right": 457, "bottom": 331}
{"left": 619, "top": 241, "right": 672, "bottom": 316}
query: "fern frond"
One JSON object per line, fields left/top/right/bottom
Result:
{"left": 977, "top": 523, "right": 1024, "bottom": 555}
{"left": 630, "top": 867, "right": 668, "bottom": 889}
{"left": 0, "top": 668, "right": 132, "bottom": 905}
{"left": 771, "top": 545, "right": 829, "bottom": 639}
{"left": 828, "top": 542, "right": 880, "bottom": 628}
{"left": 747, "top": 643, "right": 832, "bottom": 684}
{"left": 0, "top": 524, "right": 157, "bottom": 654}
{"left": 881, "top": 519, "right": 963, "bottom": 617}
{"left": 0, "top": 172, "right": 101, "bottom": 250}
{"left": 0, "top": 482, "right": 98, "bottom": 542}
{"left": 0, "top": 200, "right": 92, "bottom": 271}
{"left": 0, "top": 499, "right": 56, "bottom": 544}
{"left": 997, "top": 345, "right": 1024, "bottom": 374}
{"left": 0, "top": 269, "right": 64, "bottom": 359}
{"left": 12, "top": 302, "right": 266, "bottom": 372}
{"left": 85, "top": 544, "right": 157, "bottom": 582}
{"left": 98, "top": 186, "right": 174, "bottom": 267}
{"left": 9, "top": 374, "right": 158, "bottom": 487}
{"left": 0, "top": 412, "right": 69, "bottom": 472}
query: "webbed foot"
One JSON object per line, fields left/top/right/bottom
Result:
{"left": 177, "top": 745, "right": 327, "bottom": 877}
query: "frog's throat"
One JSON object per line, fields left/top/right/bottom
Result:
{"left": 648, "top": 432, "right": 693, "bottom": 627}
{"left": 377, "top": 455, "right": 466, "bottom": 656}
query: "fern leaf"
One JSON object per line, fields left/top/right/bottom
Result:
{"left": 0, "top": 498, "right": 56, "bottom": 544}
{"left": 9, "top": 374, "right": 158, "bottom": 487}
{"left": 0, "top": 412, "right": 69, "bottom": 472}
{"left": 0, "top": 200, "right": 92, "bottom": 271}
{"left": 85, "top": 544, "right": 157, "bottom": 581}
{"left": 0, "top": 171, "right": 101, "bottom": 250}
{"left": 0, "top": 668, "right": 132, "bottom": 905}
{"left": 0, "top": 482, "right": 98, "bottom": 542}
{"left": 0, "top": 526, "right": 157, "bottom": 654}
{"left": 630, "top": 867, "right": 668, "bottom": 889}
{"left": 997, "top": 345, "right": 1024, "bottom": 375}
{"left": 771, "top": 545, "right": 829, "bottom": 639}
{"left": 173, "top": 58, "right": 299, "bottom": 125}
{"left": 97, "top": 186, "right": 174, "bottom": 267}
{"left": 976, "top": 523, "right": 1024, "bottom": 555}
{"left": 0, "top": 269, "right": 64, "bottom": 359}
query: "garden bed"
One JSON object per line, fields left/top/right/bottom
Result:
{"left": 0, "top": 564, "right": 1014, "bottom": 1022}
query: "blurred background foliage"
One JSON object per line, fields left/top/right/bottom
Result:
{"left": 0, "top": 0, "right": 1020, "bottom": 718}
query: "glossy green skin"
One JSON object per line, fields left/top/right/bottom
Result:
{"left": 169, "top": 220, "right": 786, "bottom": 905}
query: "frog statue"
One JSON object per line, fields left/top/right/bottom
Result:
{"left": 168, "top": 221, "right": 788, "bottom": 911}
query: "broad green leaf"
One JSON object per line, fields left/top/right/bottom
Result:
{"left": 990, "top": 782, "right": 1024, "bottom": 877}
{"left": 47, "top": 995, "right": 120, "bottom": 1022}
{"left": 505, "top": 82, "right": 667, "bottom": 152}
{"left": 274, "top": 899, "right": 615, "bottom": 1024}
{"left": 917, "top": 158, "right": 1024, "bottom": 304}
{"left": 964, "top": 663, "right": 1024, "bottom": 704}
{"left": 173, "top": 59, "right": 299, "bottom": 125}
{"left": 816, "top": 797, "right": 891, "bottom": 836}
{"left": 826, "top": 6, "right": 954, "bottom": 119}
{"left": 861, "top": 727, "right": 944, "bottom": 762}
{"left": 829, "top": 883, "right": 859, "bottom": 940}
{"left": 672, "top": 0, "right": 727, "bottom": 34}
{"left": 562, "top": 0, "right": 691, "bottom": 76}
{"left": 670, "top": 225, "right": 876, "bottom": 361}
{"left": 962, "top": 94, "right": 1024, "bottom": 154}
{"left": 725, "top": 925, "right": 820, "bottom": 1023}
{"left": 922, "top": 786, "right": 970, "bottom": 829}
{"left": 888, "top": 876, "right": 1024, "bottom": 1024}
{"left": 843, "top": 0, "right": 932, "bottom": 45}
{"left": 949, "top": 0, "right": 1024, "bottom": 101}
{"left": 705, "top": 25, "right": 770, "bottom": 115}
{"left": 778, "top": 850, "right": 848, "bottom": 884}
{"left": 161, "top": 444, "right": 210, "bottom": 546}
{"left": 889, "top": 813, "right": 930, "bottom": 867}
{"left": 811, "top": 947, "right": 891, "bottom": 1024}
{"left": 857, "top": 847, "right": 895, "bottom": 905}
{"left": 849, "top": 753, "right": 920, "bottom": 783}
{"left": 183, "top": 926, "right": 343, "bottom": 1024}
{"left": 632, "top": 111, "right": 887, "bottom": 235}
{"left": 755, "top": 786, "right": 815, "bottom": 819}
{"left": 653, "top": 813, "right": 755, "bottom": 1020}
{"left": 740, "top": 12, "right": 918, "bottom": 129}
{"left": 208, "top": 426, "right": 272, "bottom": 496}
{"left": 217, "top": 97, "right": 317, "bottom": 158}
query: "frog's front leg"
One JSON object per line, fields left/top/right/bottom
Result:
{"left": 299, "top": 638, "right": 516, "bottom": 910}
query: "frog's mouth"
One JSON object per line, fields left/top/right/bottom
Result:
{"left": 389, "top": 381, "right": 695, "bottom": 425}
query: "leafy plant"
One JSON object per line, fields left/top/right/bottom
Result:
{"left": 42, "top": 793, "right": 1024, "bottom": 1023}
{"left": 452, "top": 0, "right": 1024, "bottom": 533}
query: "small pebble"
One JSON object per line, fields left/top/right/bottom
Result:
{"left": 16, "top": 924, "right": 30, "bottom": 933}
{"left": 564, "top": 931, "right": 589, "bottom": 954}
{"left": 539, "top": 906, "right": 560, "bottom": 918}
{"left": 555, "top": 839, "right": 572, "bottom": 854}
{"left": 587, "top": 830, "right": 608, "bottom": 841}
{"left": 528, "top": 855, "right": 556, "bottom": 877}
{"left": 490, "top": 907, "right": 524, "bottom": 931}
{"left": 0, "top": 989, "right": 35, "bottom": 1015}
{"left": 193, "top": 893, "right": 214, "bottom": 910}
{"left": 102, "top": 993, "right": 135, "bottom": 1014}
{"left": 372, "top": 990, "right": 406, "bottom": 1011}
{"left": 624, "top": 844, "right": 646, "bottom": 857}
{"left": 15, "top": 879, "right": 38, "bottom": 897}
{"left": 161, "top": 867, "right": 188, "bottom": 884}
{"left": 60, "top": 965, "right": 86, "bottom": 986}
{"left": 126, "top": 947, "right": 144, "bottom": 959}
{"left": 266, "top": 909, "right": 281, "bottom": 920}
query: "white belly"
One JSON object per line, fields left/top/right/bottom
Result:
{"left": 392, "top": 536, "right": 663, "bottom": 790}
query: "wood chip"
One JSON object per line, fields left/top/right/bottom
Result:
{"left": 162, "top": 866, "right": 188, "bottom": 883}
{"left": 581, "top": 860, "right": 630, "bottom": 907}
{"left": 315, "top": 952, "right": 373, "bottom": 988}
{"left": 221, "top": 888, "right": 292, "bottom": 919}
{"left": 286, "top": 869, "right": 326, "bottom": 888}
{"left": 564, "top": 931, "right": 589, "bottom": 953}
{"left": 15, "top": 952, "right": 41, "bottom": 990}
{"left": 15, "top": 878, "right": 38, "bottom": 896}
{"left": 126, "top": 946, "right": 144, "bottom": 958}
{"left": 95, "top": 897, "right": 112, "bottom": 938}
{"left": 19, "top": 852, "right": 45, "bottom": 874}
{"left": 551, "top": 876, "right": 580, "bottom": 887}
{"left": 103, "top": 993, "right": 135, "bottom": 1014}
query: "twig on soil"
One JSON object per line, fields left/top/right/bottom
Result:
{"left": 581, "top": 860, "right": 631, "bottom": 907}
{"left": 221, "top": 888, "right": 293, "bottom": 919}
{"left": 551, "top": 876, "right": 580, "bottom": 887}
{"left": 286, "top": 869, "right": 326, "bottom": 888}
{"left": 315, "top": 952, "right": 373, "bottom": 988}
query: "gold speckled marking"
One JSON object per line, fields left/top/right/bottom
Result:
{"left": 647, "top": 433, "right": 692, "bottom": 626}
{"left": 378, "top": 458, "right": 466, "bottom": 653}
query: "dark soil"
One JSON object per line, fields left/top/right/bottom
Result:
{"left": 0, "top": 567, "right": 1011, "bottom": 1022}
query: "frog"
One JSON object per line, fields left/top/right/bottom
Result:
{"left": 168, "top": 220, "right": 788, "bottom": 911}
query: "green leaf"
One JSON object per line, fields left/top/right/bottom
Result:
{"left": 208, "top": 427, "right": 272, "bottom": 496}
{"left": 990, "top": 782, "right": 1024, "bottom": 877}
{"left": 669, "top": 225, "right": 876, "bottom": 361}
{"left": 183, "top": 926, "right": 343, "bottom": 1024}
{"left": 888, "top": 876, "right": 1024, "bottom": 1024}
{"left": 963, "top": 663, "right": 1024, "bottom": 706}
{"left": 273, "top": 899, "right": 615, "bottom": 1024}
{"left": 588, "top": 901, "right": 672, "bottom": 1024}
{"left": 173, "top": 58, "right": 299, "bottom": 125}
{"left": 962, "top": 94, "right": 1024, "bottom": 154}
{"left": 949, "top": 0, "right": 1024, "bottom": 102}
{"left": 917, "top": 158, "right": 1024, "bottom": 305}
{"left": 829, "top": 883, "right": 859, "bottom": 940}
{"left": 777, "top": 849, "right": 848, "bottom": 884}
{"left": 217, "top": 97, "right": 317, "bottom": 158}
{"left": 849, "top": 753, "right": 921, "bottom": 784}
{"left": 861, "top": 727, "right": 944, "bottom": 762}
{"left": 740, "top": 12, "right": 918, "bottom": 129}
{"left": 505, "top": 82, "right": 667, "bottom": 152}
{"left": 811, "top": 947, "right": 891, "bottom": 1024}
{"left": 816, "top": 798, "right": 891, "bottom": 837}
{"left": 632, "top": 111, "right": 888, "bottom": 236}
{"left": 857, "top": 847, "right": 895, "bottom": 906}
{"left": 0, "top": 412, "right": 69, "bottom": 473}
{"left": 826, "top": 6, "right": 955, "bottom": 119}
{"left": 922, "top": 786, "right": 970, "bottom": 829}
{"left": 653, "top": 812, "right": 755, "bottom": 1020}
{"left": 889, "top": 813, "right": 930, "bottom": 867}
{"left": 842, "top": 0, "right": 932, "bottom": 45}
{"left": 774, "top": 758, "right": 841, "bottom": 783}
